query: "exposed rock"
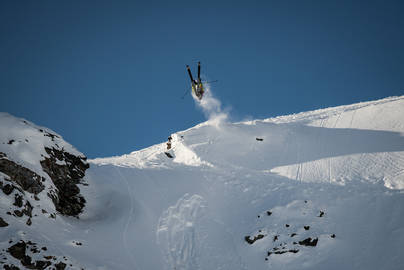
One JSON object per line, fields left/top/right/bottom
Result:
{"left": 267, "top": 249, "right": 299, "bottom": 258}
{"left": 40, "top": 147, "right": 89, "bottom": 216}
{"left": 13, "top": 210, "right": 23, "bottom": 217}
{"left": 0, "top": 217, "right": 9, "bottom": 227}
{"left": 35, "top": 260, "right": 51, "bottom": 269}
{"left": 245, "top": 234, "right": 265, "bottom": 245}
{"left": 23, "top": 201, "right": 33, "bottom": 217}
{"left": 4, "top": 265, "right": 20, "bottom": 270}
{"left": 13, "top": 194, "right": 23, "bottom": 208}
{"left": 6, "top": 240, "right": 65, "bottom": 269}
{"left": 43, "top": 131, "right": 59, "bottom": 141}
{"left": 7, "top": 241, "right": 26, "bottom": 260}
{"left": 304, "top": 225, "right": 310, "bottom": 230}
{"left": 0, "top": 153, "right": 45, "bottom": 194}
{"left": 266, "top": 211, "right": 272, "bottom": 216}
{"left": 299, "top": 237, "right": 318, "bottom": 247}
{"left": 164, "top": 152, "right": 174, "bottom": 158}
{"left": 2, "top": 184, "right": 14, "bottom": 195}
{"left": 55, "top": 262, "right": 67, "bottom": 270}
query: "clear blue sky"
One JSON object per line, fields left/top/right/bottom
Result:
{"left": 1, "top": 0, "right": 404, "bottom": 158}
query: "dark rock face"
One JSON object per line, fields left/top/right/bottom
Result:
{"left": 6, "top": 240, "right": 60, "bottom": 270}
{"left": 0, "top": 216, "right": 9, "bottom": 227}
{"left": 0, "top": 152, "right": 45, "bottom": 194}
{"left": 2, "top": 183, "right": 14, "bottom": 195}
{"left": 7, "top": 241, "right": 27, "bottom": 260}
{"left": 13, "top": 194, "right": 23, "bottom": 207}
{"left": 40, "top": 147, "right": 89, "bottom": 216}
{"left": 245, "top": 234, "right": 265, "bottom": 245}
{"left": 299, "top": 237, "right": 318, "bottom": 247}
{"left": 4, "top": 265, "right": 20, "bottom": 270}
{"left": 55, "top": 262, "right": 67, "bottom": 270}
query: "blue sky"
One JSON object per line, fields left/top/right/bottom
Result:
{"left": 1, "top": 0, "right": 404, "bottom": 158}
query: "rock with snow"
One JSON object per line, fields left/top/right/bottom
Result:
{"left": 0, "top": 112, "right": 89, "bottom": 269}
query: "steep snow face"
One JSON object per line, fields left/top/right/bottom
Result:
{"left": 85, "top": 96, "right": 404, "bottom": 270}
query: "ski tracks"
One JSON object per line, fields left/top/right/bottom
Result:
{"left": 156, "top": 193, "right": 246, "bottom": 270}
{"left": 157, "top": 194, "right": 207, "bottom": 270}
{"left": 115, "top": 167, "right": 138, "bottom": 269}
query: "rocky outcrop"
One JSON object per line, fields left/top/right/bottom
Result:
{"left": 40, "top": 147, "right": 89, "bottom": 216}
{"left": 4, "top": 240, "right": 70, "bottom": 270}
{"left": 0, "top": 152, "right": 45, "bottom": 194}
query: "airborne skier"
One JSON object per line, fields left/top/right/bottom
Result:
{"left": 186, "top": 62, "right": 204, "bottom": 100}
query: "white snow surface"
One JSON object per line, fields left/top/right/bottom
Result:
{"left": 2, "top": 96, "right": 404, "bottom": 269}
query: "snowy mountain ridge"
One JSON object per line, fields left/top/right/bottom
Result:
{"left": 91, "top": 95, "right": 404, "bottom": 189}
{"left": 1, "top": 95, "right": 404, "bottom": 270}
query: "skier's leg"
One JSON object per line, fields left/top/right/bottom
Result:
{"left": 197, "top": 62, "right": 201, "bottom": 82}
{"left": 186, "top": 65, "right": 194, "bottom": 82}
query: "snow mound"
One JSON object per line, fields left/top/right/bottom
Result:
{"left": 90, "top": 133, "right": 212, "bottom": 168}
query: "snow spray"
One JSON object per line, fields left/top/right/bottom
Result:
{"left": 193, "top": 84, "right": 228, "bottom": 126}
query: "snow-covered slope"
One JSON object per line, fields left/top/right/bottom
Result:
{"left": 2, "top": 96, "right": 404, "bottom": 270}
{"left": 88, "top": 95, "right": 404, "bottom": 270}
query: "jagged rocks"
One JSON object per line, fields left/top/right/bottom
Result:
{"left": 0, "top": 216, "right": 9, "bottom": 227}
{"left": 40, "top": 147, "right": 89, "bottom": 216}
{"left": 4, "top": 265, "right": 20, "bottom": 270}
{"left": 2, "top": 184, "right": 14, "bottom": 195}
{"left": 0, "top": 153, "right": 45, "bottom": 194}
{"left": 7, "top": 242, "right": 26, "bottom": 261}
{"left": 13, "top": 194, "right": 23, "bottom": 208}
{"left": 245, "top": 234, "right": 265, "bottom": 245}
{"left": 246, "top": 200, "right": 336, "bottom": 262}
{"left": 5, "top": 240, "right": 70, "bottom": 270}
{"left": 55, "top": 262, "right": 67, "bottom": 270}
{"left": 299, "top": 237, "right": 318, "bottom": 247}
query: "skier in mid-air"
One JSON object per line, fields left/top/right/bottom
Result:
{"left": 186, "top": 62, "right": 204, "bottom": 100}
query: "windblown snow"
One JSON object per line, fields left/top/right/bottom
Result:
{"left": 2, "top": 95, "right": 404, "bottom": 269}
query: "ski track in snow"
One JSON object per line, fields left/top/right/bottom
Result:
{"left": 157, "top": 194, "right": 207, "bottom": 270}
{"left": 115, "top": 167, "right": 138, "bottom": 269}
